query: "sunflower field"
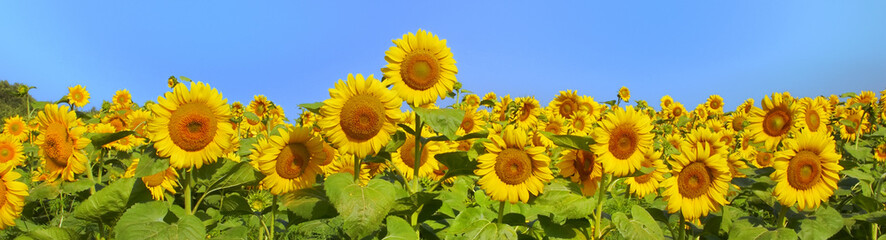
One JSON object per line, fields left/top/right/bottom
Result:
{"left": 1, "top": 30, "right": 886, "bottom": 240}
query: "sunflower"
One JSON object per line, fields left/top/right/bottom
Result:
{"left": 686, "top": 127, "right": 727, "bottom": 159}
{"left": 167, "top": 76, "right": 178, "bottom": 88}
{"left": 752, "top": 152, "right": 774, "bottom": 168}
{"left": 660, "top": 95, "right": 674, "bottom": 111}
{"left": 67, "top": 85, "right": 90, "bottom": 108}
{"left": 772, "top": 130, "right": 842, "bottom": 211}
{"left": 492, "top": 95, "right": 514, "bottom": 122}
{"left": 103, "top": 113, "right": 128, "bottom": 132}
{"left": 550, "top": 90, "right": 582, "bottom": 119}
{"left": 35, "top": 104, "right": 90, "bottom": 182}
{"left": 625, "top": 150, "right": 667, "bottom": 198}
{"left": 579, "top": 96, "right": 604, "bottom": 120}
{"left": 475, "top": 125, "right": 553, "bottom": 203}
{"left": 568, "top": 110, "right": 594, "bottom": 136}
{"left": 666, "top": 133, "right": 683, "bottom": 151}
{"left": 91, "top": 123, "right": 117, "bottom": 149}
{"left": 661, "top": 143, "right": 731, "bottom": 221}
{"left": 391, "top": 129, "right": 449, "bottom": 181}
{"left": 123, "top": 158, "right": 179, "bottom": 200}
{"left": 747, "top": 93, "right": 798, "bottom": 151}
{"left": 319, "top": 74, "right": 402, "bottom": 158}
{"left": 0, "top": 135, "right": 24, "bottom": 172}
{"left": 705, "top": 95, "right": 725, "bottom": 115}
{"left": 737, "top": 134, "right": 758, "bottom": 160}
{"left": 513, "top": 97, "right": 541, "bottom": 131}
{"left": 457, "top": 106, "right": 486, "bottom": 136}
{"left": 331, "top": 154, "right": 372, "bottom": 185}
{"left": 319, "top": 141, "right": 339, "bottom": 176}
{"left": 838, "top": 107, "right": 870, "bottom": 141}
{"left": 727, "top": 153, "right": 749, "bottom": 178}
{"left": 557, "top": 149, "right": 603, "bottom": 196}
{"left": 126, "top": 109, "right": 152, "bottom": 138}
{"left": 592, "top": 106, "right": 654, "bottom": 177}
{"left": 148, "top": 81, "right": 234, "bottom": 169}
{"left": 876, "top": 143, "right": 886, "bottom": 162}
{"left": 848, "top": 91, "right": 876, "bottom": 106}
{"left": 0, "top": 167, "right": 28, "bottom": 229}
{"left": 618, "top": 86, "right": 630, "bottom": 102}
{"left": 463, "top": 94, "right": 481, "bottom": 108}
{"left": 112, "top": 89, "right": 133, "bottom": 109}
{"left": 797, "top": 97, "right": 829, "bottom": 133}
{"left": 2, "top": 116, "right": 28, "bottom": 143}
{"left": 726, "top": 112, "right": 748, "bottom": 132}
{"left": 252, "top": 126, "right": 324, "bottom": 195}
{"left": 247, "top": 95, "right": 272, "bottom": 118}
{"left": 381, "top": 29, "right": 458, "bottom": 106}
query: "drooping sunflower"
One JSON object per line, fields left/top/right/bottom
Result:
{"left": 148, "top": 81, "right": 234, "bottom": 169}
{"left": 391, "top": 130, "right": 449, "bottom": 181}
{"left": 381, "top": 29, "right": 458, "bottom": 106}
{"left": 772, "top": 130, "right": 842, "bottom": 211}
{"left": 618, "top": 86, "right": 630, "bottom": 102}
{"left": 35, "top": 104, "right": 90, "bottom": 182}
{"left": 625, "top": 150, "right": 667, "bottom": 198}
{"left": 705, "top": 95, "right": 725, "bottom": 115}
{"left": 0, "top": 135, "right": 24, "bottom": 171}
{"left": 67, "top": 85, "right": 90, "bottom": 108}
{"left": 797, "top": 97, "right": 829, "bottom": 133}
{"left": 475, "top": 125, "right": 553, "bottom": 203}
{"left": 557, "top": 149, "right": 603, "bottom": 196}
{"left": 592, "top": 106, "right": 654, "bottom": 177}
{"left": 875, "top": 143, "right": 886, "bottom": 162}
{"left": 123, "top": 158, "right": 179, "bottom": 200}
{"left": 837, "top": 107, "right": 870, "bottom": 142}
{"left": 747, "top": 93, "right": 798, "bottom": 150}
{"left": 550, "top": 90, "right": 581, "bottom": 119}
{"left": 661, "top": 143, "right": 731, "bottom": 221}
{"left": 319, "top": 74, "right": 402, "bottom": 158}
{"left": 492, "top": 94, "right": 513, "bottom": 122}
{"left": 252, "top": 126, "right": 324, "bottom": 195}
{"left": 0, "top": 167, "right": 28, "bottom": 230}
{"left": 2, "top": 116, "right": 28, "bottom": 142}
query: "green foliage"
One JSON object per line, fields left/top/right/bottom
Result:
{"left": 0, "top": 80, "right": 36, "bottom": 125}
{"left": 114, "top": 201, "right": 206, "bottom": 240}
{"left": 325, "top": 173, "right": 397, "bottom": 238}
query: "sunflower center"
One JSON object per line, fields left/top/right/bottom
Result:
{"left": 609, "top": 125, "right": 638, "bottom": 160}
{"left": 787, "top": 150, "right": 822, "bottom": 190}
{"left": 275, "top": 143, "right": 311, "bottom": 179}
{"left": 574, "top": 118, "right": 586, "bottom": 130}
{"left": 732, "top": 116, "right": 746, "bottom": 131}
{"left": 43, "top": 124, "right": 73, "bottom": 168}
{"left": 168, "top": 102, "right": 218, "bottom": 152}
{"left": 460, "top": 115, "right": 475, "bottom": 133}
{"left": 805, "top": 110, "right": 820, "bottom": 131}
{"left": 72, "top": 92, "right": 83, "bottom": 101}
{"left": 495, "top": 148, "right": 533, "bottom": 185}
{"left": 560, "top": 101, "right": 575, "bottom": 118}
{"left": 711, "top": 101, "right": 722, "bottom": 110}
{"left": 634, "top": 160, "right": 654, "bottom": 184}
{"left": 400, "top": 140, "right": 429, "bottom": 170}
{"left": 545, "top": 122, "right": 562, "bottom": 134}
{"left": 142, "top": 171, "right": 166, "bottom": 187}
{"left": 339, "top": 94, "right": 385, "bottom": 141}
{"left": 762, "top": 106, "right": 792, "bottom": 136}
{"left": 401, "top": 52, "right": 439, "bottom": 91}
{"left": 677, "top": 162, "right": 712, "bottom": 199}
{"left": 0, "top": 182, "right": 7, "bottom": 206}
{"left": 756, "top": 152, "right": 773, "bottom": 167}
{"left": 572, "top": 150, "right": 597, "bottom": 181}
{"left": 0, "top": 145, "right": 13, "bottom": 163}
{"left": 320, "top": 145, "right": 335, "bottom": 166}
{"left": 9, "top": 123, "right": 22, "bottom": 134}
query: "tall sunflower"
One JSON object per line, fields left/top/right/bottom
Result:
{"left": 747, "top": 93, "right": 798, "bottom": 150}
{"left": 625, "top": 150, "right": 668, "bottom": 198}
{"left": 381, "top": 29, "right": 458, "bottom": 106}
{"left": 252, "top": 126, "right": 324, "bottom": 195}
{"left": 67, "top": 85, "right": 90, "bottom": 108}
{"left": 475, "top": 125, "right": 553, "bottom": 203}
{"left": 661, "top": 143, "right": 731, "bottom": 221}
{"left": 35, "top": 104, "right": 90, "bottom": 182}
{"left": 797, "top": 97, "right": 829, "bottom": 133}
{"left": 592, "top": 106, "right": 654, "bottom": 177}
{"left": 557, "top": 149, "right": 603, "bottom": 196}
{"left": 123, "top": 158, "right": 179, "bottom": 200}
{"left": 772, "top": 130, "right": 842, "bottom": 211}
{"left": 319, "top": 74, "right": 402, "bottom": 158}
{"left": 0, "top": 135, "right": 24, "bottom": 172}
{"left": 148, "top": 81, "right": 234, "bottom": 169}
{"left": 660, "top": 95, "right": 674, "bottom": 111}
{"left": 0, "top": 167, "right": 28, "bottom": 229}
{"left": 2, "top": 116, "right": 28, "bottom": 142}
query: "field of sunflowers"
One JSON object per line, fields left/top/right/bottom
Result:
{"left": 1, "top": 30, "right": 885, "bottom": 240}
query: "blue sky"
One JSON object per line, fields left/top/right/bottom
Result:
{"left": 1, "top": 1, "right": 885, "bottom": 115}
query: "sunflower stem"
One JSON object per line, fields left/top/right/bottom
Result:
{"left": 497, "top": 201, "right": 506, "bottom": 227}
{"left": 184, "top": 168, "right": 193, "bottom": 215}
{"left": 776, "top": 205, "right": 788, "bottom": 228}
{"left": 85, "top": 155, "right": 97, "bottom": 195}
{"left": 678, "top": 212, "right": 686, "bottom": 240}
{"left": 414, "top": 113, "right": 423, "bottom": 181}
{"left": 270, "top": 195, "right": 277, "bottom": 240}
{"left": 872, "top": 223, "right": 879, "bottom": 240}
{"left": 594, "top": 173, "right": 609, "bottom": 239}
{"left": 354, "top": 155, "right": 361, "bottom": 182}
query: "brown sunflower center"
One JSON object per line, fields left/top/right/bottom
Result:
{"left": 9, "top": 123, "right": 22, "bottom": 134}
{"left": 677, "top": 162, "right": 712, "bottom": 198}
{"left": 43, "top": 124, "right": 73, "bottom": 168}
{"left": 572, "top": 150, "right": 597, "bottom": 181}
{"left": 72, "top": 92, "right": 83, "bottom": 101}
{"left": 495, "top": 148, "right": 533, "bottom": 185}
{"left": 756, "top": 152, "right": 773, "bottom": 167}
{"left": 672, "top": 108, "right": 684, "bottom": 117}
{"left": 762, "top": 106, "right": 792, "bottom": 137}
{"left": 142, "top": 171, "right": 167, "bottom": 187}
{"left": 131, "top": 117, "right": 149, "bottom": 136}
{"left": 0, "top": 181, "right": 7, "bottom": 206}
{"left": 786, "top": 150, "right": 822, "bottom": 190}
{"left": 339, "top": 94, "right": 385, "bottom": 141}
{"left": 711, "top": 100, "right": 722, "bottom": 110}
{"left": 608, "top": 125, "right": 638, "bottom": 160}
{"left": 0, "top": 144, "right": 13, "bottom": 163}
{"left": 805, "top": 109, "right": 820, "bottom": 131}
{"left": 168, "top": 102, "right": 218, "bottom": 152}
{"left": 519, "top": 104, "right": 534, "bottom": 121}
{"left": 732, "top": 116, "right": 746, "bottom": 131}
{"left": 460, "top": 114, "right": 475, "bottom": 132}
{"left": 560, "top": 100, "right": 576, "bottom": 118}
{"left": 634, "top": 160, "right": 654, "bottom": 184}
{"left": 275, "top": 143, "right": 311, "bottom": 179}
{"left": 574, "top": 118, "right": 586, "bottom": 131}
{"left": 400, "top": 140, "right": 429, "bottom": 170}
{"left": 545, "top": 122, "right": 562, "bottom": 134}
{"left": 401, "top": 52, "right": 439, "bottom": 91}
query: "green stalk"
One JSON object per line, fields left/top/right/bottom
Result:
{"left": 776, "top": 205, "right": 788, "bottom": 228}
{"left": 85, "top": 157, "right": 97, "bottom": 194}
{"left": 271, "top": 195, "right": 277, "bottom": 240}
{"left": 678, "top": 213, "right": 686, "bottom": 240}
{"left": 413, "top": 113, "right": 423, "bottom": 180}
{"left": 497, "top": 201, "right": 506, "bottom": 227}
{"left": 872, "top": 223, "right": 878, "bottom": 240}
{"left": 184, "top": 168, "right": 193, "bottom": 214}
{"left": 353, "top": 155, "right": 361, "bottom": 182}
{"left": 594, "top": 174, "right": 610, "bottom": 239}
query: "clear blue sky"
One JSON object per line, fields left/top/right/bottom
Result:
{"left": 2, "top": 1, "right": 885, "bottom": 114}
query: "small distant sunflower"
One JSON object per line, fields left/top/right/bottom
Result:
{"left": 252, "top": 126, "right": 324, "bottom": 195}
{"left": 2, "top": 116, "right": 28, "bottom": 142}
{"left": 592, "top": 106, "right": 654, "bottom": 177}
{"left": 747, "top": 93, "right": 798, "bottom": 150}
{"left": 625, "top": 150, "right": 667, "bottom": 198}
{"left": 381, "top": 29, "right": 458, "bottom": 106}
{"left": 727, "top": 153, "right": 749, "bottom": 178}
{"left": 319, "top": 142, "right": 339, "bottom": 176}
{"left": 167, "top": 76, "right": 178, "bottom": 88}
{"left": 568, "top": 110, "right": 593, "bottom": 136}
{"left": 705, "top": 95, "right": 725, "bottom": 115}
{"left": 103, "top": 113, "right": 128, "bottom": 132}
{"left": 848, "top": 91, "right": 876, "bottom": 106}
{"left": 126, "top": 109, "right": 152, "bottom": 138}
{"left": 737, "top": 134, "right": 758, "bottom": 160}
{"left": 91, "top": 123, "right": 117, "bottom": 149}
{"left": 557, "top": 149, "right": 603, "bottom": 196}
{"left": 660, "top": 95, "right": 674, "bottom": 111}
{"left": 475, "top": 125, "right": 553, "bottom": 203}
{"left": 0, "top": 135, "right": 24, "bottom": 171}
{"left": 231, "top": 102, "right": 245, "bottom": 119}
{"left": 457, "top": 106, "right": 486, "bottom": 136}
{"left": 124, "top": 158, "right": 179, "bottom": 200}
{"left": 661, "top": 143, "right": 731, "bottom": 221}
{"left": 752, "top": 152, "right": 774, "bottom": 169}
{"left": 391, "top": 130, "right": 448, "bottom": 181}
{"left": 148, "top": 81, "right": 234, "bottom": 169}
{"left": 579, "top": 96, "right": 604, "bottom": 120}
{"left": 67, "top": 85, "right": 90, "bottom": 108}
{"left": 726, "top": 112, "right": 748, "bottom": 132}
{"left": 0, "top": 167, "right": 28, "bottom": 229}
{"left": 462, "top": 94, "right": 481, "bottom": 108}
{"left": 35, "top": 104, "right": 90, "bottom": 182}
{"left": 112, "top": 89, "right": 133, "bottom": 109}
{"left": 513, "top": 97, "right": 541, "bottom": 131}
{"left": 247, "top": 95, "right": 271, "bottom": 118}
{"left": 838, "top": 107, "right": 870, "bottom": 141}
{"left": 666, "top": 133, "right": 683, "bottom": 151}
{"left": 319, "top": 74, "right": 402, "bottom": 158}
{"left": 618, "top": 86, "right": 630, "bottom": 102}
{"left": 493, "top": 95, "right": 513, "bottom": 122}
{"left": 670, "top": 103, "right": 687, "bottom": 119}
{"left": 551, "top": 90, "right": 581, "bottom": 119}
{"left": 797, "top": 97, "right": 829, "bottom": 133}
{"left": 875, "top": 143, "right": 886, "bottom": 162}
{"left": 772, "top": 130, "right": 842, "bottom": 211}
